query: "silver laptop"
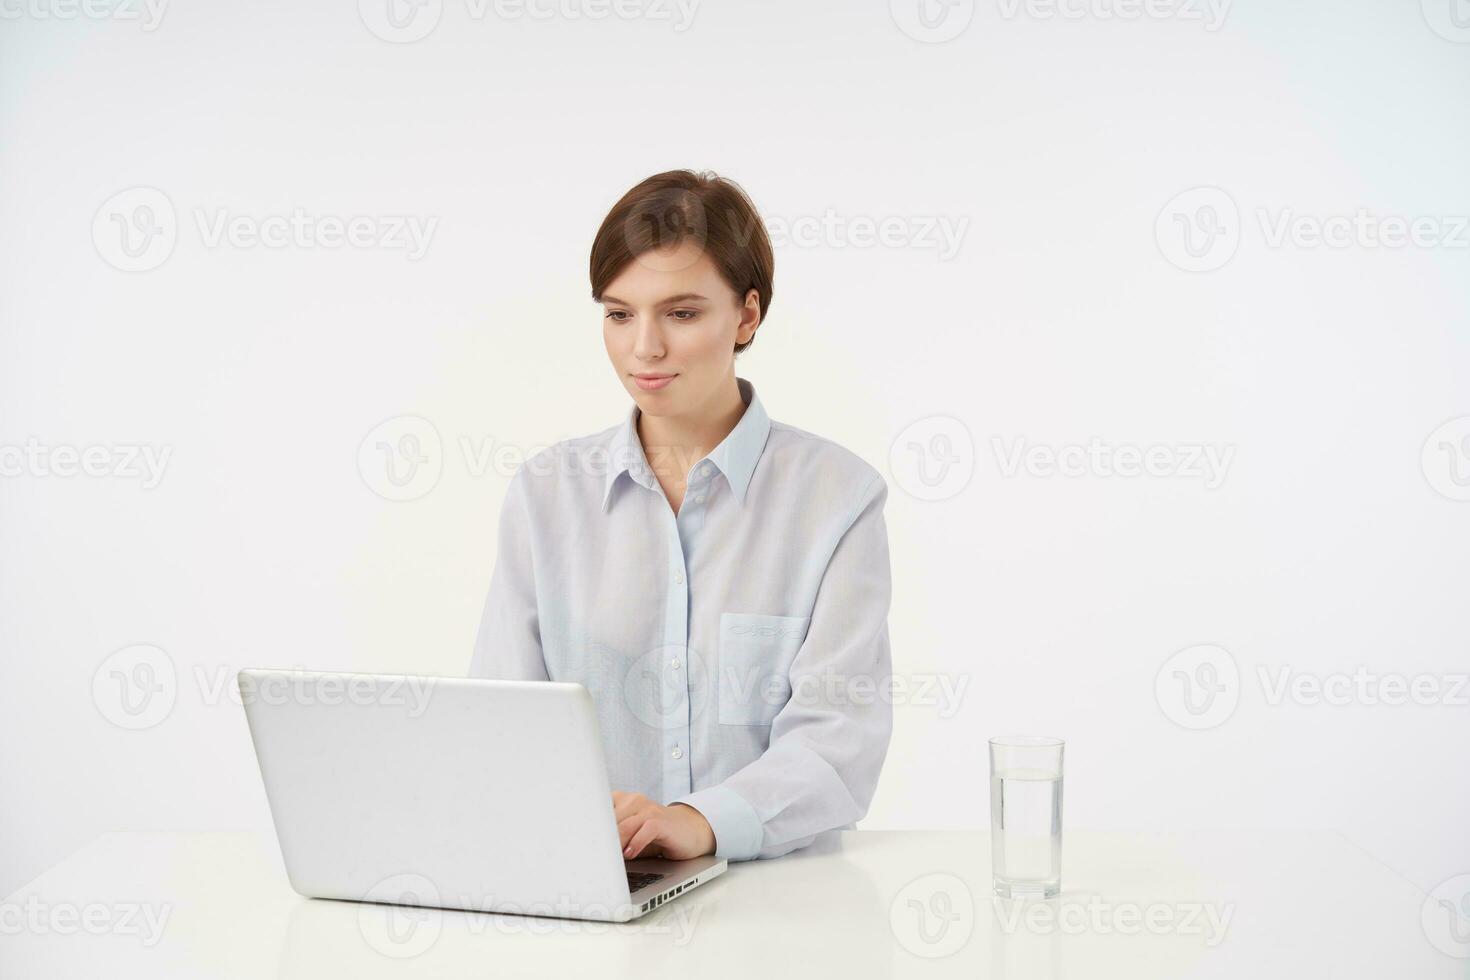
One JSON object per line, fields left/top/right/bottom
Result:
{"left": 238, "top": 668, "right": 727, "bottom": 922}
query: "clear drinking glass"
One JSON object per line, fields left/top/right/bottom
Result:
{"left": 989, "top": 735, "right": 1064, "bottom": 899}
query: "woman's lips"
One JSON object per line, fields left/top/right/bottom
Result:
{"left": 634, "top": 375, "right": 676, "bottom": 391}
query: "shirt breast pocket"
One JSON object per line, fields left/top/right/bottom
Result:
{"left": 718, "top": 612, "right": 811, "bottom": 727}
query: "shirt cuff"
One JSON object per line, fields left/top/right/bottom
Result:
{"left": 671, "top": 785, "right": 763, "bottom": 861}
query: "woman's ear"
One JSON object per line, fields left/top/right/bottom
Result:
{"left": 736, "top": 287, "right": 762, "bottom": 345}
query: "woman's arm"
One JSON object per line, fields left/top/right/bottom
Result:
{"left": 670, "top": 472, "right": 895, "bottom": 860}
{"left": 469, "top": 469, "right": 550, "bottom": 681}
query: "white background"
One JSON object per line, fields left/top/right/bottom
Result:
{"left": 2, "top": 0, "right": 1467, "bottom": 904}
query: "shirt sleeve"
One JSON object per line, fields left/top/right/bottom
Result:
{"left": 469, "top": 468, "right": 550, "bottom": 681}
{"left": 671, "top": 471, "right": 894, "bottom": 860}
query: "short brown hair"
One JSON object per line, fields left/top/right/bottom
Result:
{"left": 590, "top": 170, "right": 774, "bottom": 356}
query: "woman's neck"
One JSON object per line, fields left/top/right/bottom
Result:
{"left": 636, "top": 377, "right": 747, "bottom": 485}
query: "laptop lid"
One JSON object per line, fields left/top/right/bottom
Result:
{"left": 239, "top": 669, "right": 634, "bottom": 920}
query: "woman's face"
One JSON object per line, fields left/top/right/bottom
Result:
{"left": 601, "top": 240, "right": 761, "bottom": 421}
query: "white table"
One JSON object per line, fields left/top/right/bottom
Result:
{"left": 1, "top": 829, "right": 1459, "bottom": 978}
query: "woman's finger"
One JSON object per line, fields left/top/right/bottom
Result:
{"left": 623, "top": 818, "right": 667, "bottom": 859}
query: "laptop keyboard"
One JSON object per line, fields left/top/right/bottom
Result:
{"left": 626, "top": 871, "right": 667, "bottom": 892}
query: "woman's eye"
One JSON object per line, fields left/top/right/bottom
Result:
{"left": 670, "top": 309, "right": 699, "bottom": 321}
{"left": 605, "top": 310, "right": 630, "bottom": 322}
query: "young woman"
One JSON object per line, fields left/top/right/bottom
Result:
{"left": 471, "top": 170, "right": 893, "bottom": 863}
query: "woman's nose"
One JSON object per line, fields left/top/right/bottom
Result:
{"left": 632, "top": 319, "right": 666, "bottom": 359}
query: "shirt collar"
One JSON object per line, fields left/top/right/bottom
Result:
{"left": 601, "top": 376, "right": 771, "bottom": 513}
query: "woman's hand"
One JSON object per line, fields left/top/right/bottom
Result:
{"left": 612, "top": 791, "right": 715, "bottom": 861}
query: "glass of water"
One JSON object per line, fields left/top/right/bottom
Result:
{"left": 989, "top": 735, "right": 1064, "bottom": 899}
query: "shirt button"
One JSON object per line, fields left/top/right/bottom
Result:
{"left": 674, "top": 570, "right": 685, "bottom": 585}
{"left": 694, "top": 494, "right": 705, "bottom": 504}
{"left": 700, "top": 463, "right": 712, "bottom": 477}
{"left": 670, "top": 658, "right": 681, "bottom": 670}
{"left": 671, "top": 745, "right": 683, "bottom": 760}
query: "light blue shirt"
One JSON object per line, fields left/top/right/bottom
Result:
{"left": 470, "top": 377, "right": 893, "bottom": 860}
